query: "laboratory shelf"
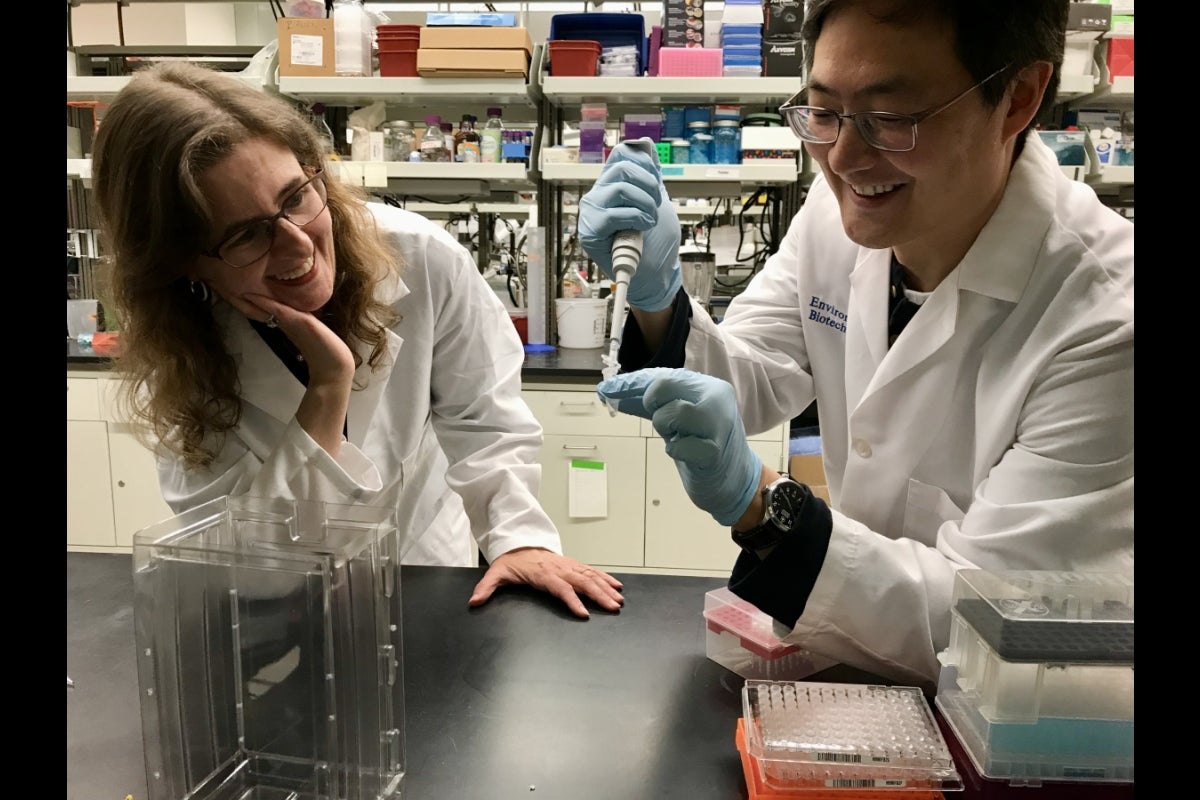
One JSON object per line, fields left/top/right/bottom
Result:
{"left": 397, "top": 201, "right": 535, "bottom": 217}
{"left": 539, "top": 76, "right": 803, "bottom": 107}
{"left": 66, "top": 159, "right": 92, "bottom": 180}
{"left": 277, "top": 75, "right": 535, "bottom": 108}
{"left": 1088, "top": 165, "right": 1134, "bottom": 186}
{"left": 66, "top": 75, "right": 132, "bottom": 102}
{"left": 1055, "top": 72, "right": 1100, "bottom": 104}
{"left": 541, "top": 162, "right": 799, "bottom": 186}
{"left": 1067, "top": 56, "right": 1134, "bottom": 110}
{"left": 326, "top": 160, "right": 536, "bottom": 193}
{"left": 1069, "top": 76, "right": 1134, "bottom": 110}
{"left": 68, "top": 73, "right": 269, "bottom": 101}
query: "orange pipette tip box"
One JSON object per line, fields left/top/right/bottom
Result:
{"left": 735, "top": 718, "right": 946, "bottom": 800}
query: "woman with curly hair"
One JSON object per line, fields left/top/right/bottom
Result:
{"left": 92, "top": 61, "right": 623, "bottom": 618}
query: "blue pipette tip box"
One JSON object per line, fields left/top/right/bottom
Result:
{"left": 523, "top": 344, "right": 556, "bottom": 353}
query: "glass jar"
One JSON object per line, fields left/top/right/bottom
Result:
{"left": 687, "top": 120, "right": 712, "bottom": 164}
{"left": 381, "top": 120, "right": 415, "bottom": 163}
{"left": 667, "top": 139, "right": 689, "bottom": 166}
{"left": 713, "top": 119, "right": 740, "bottom": 165}
{"left": 688, "top": 134, "right": 713, "bottom": 164}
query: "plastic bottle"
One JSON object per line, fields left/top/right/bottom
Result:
{"left": 332, "top": 0, "right": 371, "bottom": 77}
{"left": 311, "top": 103, "right": 340, "bottom": 160}
{"left": 419, "top": 115, "right": 446, "bottom": 163}
{"left": 440, "top": 123, "right": 456, "bottom": 161}
{"left": 455, "top": 114, "right": 482, "bottom": 163}
{"left": 481, "top": 107, "right": 504, "bottom": 164}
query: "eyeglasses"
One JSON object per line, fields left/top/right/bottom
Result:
{"left": 779, "top": 65, "right": 1012, "bottom": 153}
{"left": 203, "top": 169, "right": 328, "bottom": 268}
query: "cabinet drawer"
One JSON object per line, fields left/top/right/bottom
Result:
{"left": 538, "top": 434, "right": 646, "bottom": 568}
{"left": 524, "top": 390, "right": 642, "bottom": 437}
{"left": 66, "top": 378, "right": 101, "bottom": 421}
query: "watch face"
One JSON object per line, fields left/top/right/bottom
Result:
{"left": 768, "top": 480, "right": 807, "bottom": 530}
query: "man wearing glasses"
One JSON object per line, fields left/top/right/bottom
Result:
{"left": 578, "top": 0, "right": 1132, "bottom": 689}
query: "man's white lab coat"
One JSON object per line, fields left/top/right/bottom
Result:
{"left": 685, "top": 134, "right": 1134, "bottom": 687}
{"left": 157, "top": 203, "right": 562, "bottom": 567}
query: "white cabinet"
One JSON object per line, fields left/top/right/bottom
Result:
{"left": 67, "top": 419, "right": 116, "bottom": 548}
{"left": 538, "top": 433, "right": 646, "bottom": 568}
{"left": 66, "top": 371, "right": 170, "bottom": 553}
{"left": 107, "top": 427, "right": 173, "bottom": 548}
{"left": 523, "top": 384, "right": 789, "bottom": 576}
{"left": 643, "top": 437, "right": 786, "bottom": 573}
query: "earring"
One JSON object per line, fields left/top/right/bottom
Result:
{"left": 189, "top": 280, "right": 211, "bottom": 303}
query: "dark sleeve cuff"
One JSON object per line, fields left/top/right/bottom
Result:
{"left": 728, "top": 491, "right": 833, "bottom": 629}
{"left": 617, "top": 287, "right": 693, "bottom": 372}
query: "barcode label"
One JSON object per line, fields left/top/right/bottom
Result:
{"left": 816, "top": 753, "right": 862, "bottom": 763}
{"left": 826, "top": 779, "right": 908, "bottom": 788}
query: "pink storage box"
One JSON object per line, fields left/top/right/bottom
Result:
{"left": 658, "top": 47, "right": 723, "bottom": 77}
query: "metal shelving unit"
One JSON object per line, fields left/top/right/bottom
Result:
{"left": 67, "top": 23, "right": 1134, "bottom": 333}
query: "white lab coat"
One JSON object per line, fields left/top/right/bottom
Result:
{"left": 157, "top": 202, "right": 562, "bottom": 567}
{"left": 684, "top": 135, "right": 1133, "bottom": 688}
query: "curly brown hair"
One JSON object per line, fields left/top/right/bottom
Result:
{"left": 91, "top": 61, "right": 400, "bottom": 469}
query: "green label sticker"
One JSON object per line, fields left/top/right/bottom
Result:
{"left": 570, "top": 460, "right": 605, "bottom": 470}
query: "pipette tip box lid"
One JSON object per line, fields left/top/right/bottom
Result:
{"left": 704, "top": 587, "right": 838, "bottom": 680}
{"left": 742, "top": 680, "right": 964, "bottom": 792}
{"left": 950, "top": 570, "right": 1133, "bottom": 664}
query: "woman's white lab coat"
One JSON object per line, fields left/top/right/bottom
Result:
{"left": 157, "top": 203, "right": 562, "bottom": 567}
{"left": 685, "top": 134, "right": 1134, "bottom": 688}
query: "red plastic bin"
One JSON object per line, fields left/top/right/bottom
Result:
{"left": 376, "top": 24, "right": 421, "bottom": 34}
{"left": 377, "top": 38, "right": 419, "bottom": 54}
{"left": 378, "top": 50, "right": 418, "bottom": 77}
{"left": 548, "top": 39, "right": 601, "bottom": 77}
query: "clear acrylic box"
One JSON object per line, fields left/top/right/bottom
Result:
{"left": 132, "top": 495, "right": 405, "bottom": 800}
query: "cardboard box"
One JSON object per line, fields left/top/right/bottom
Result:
{"left": 419, "top": 26, "right": 533, "bottom": 57}
{"left": 764, "top": 1, "right": 805, "bottom": 38}
{"left": 277, "top": 17, "right": 335, "bottom": 77}
{"left": 788, "top": 454, "right": 826, "bottom": 487}
{"left": 416, "top": 48, "right": 530, "bottom": 78}
{"left": 763, "top": 37, "right": 803, "bottom": 77}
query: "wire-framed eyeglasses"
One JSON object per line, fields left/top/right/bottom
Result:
{"left": 778, "top": 64, "right": 1012, "bottom": 153}
{"left": 203, "top": 168, "right": 328, "bottom": 268}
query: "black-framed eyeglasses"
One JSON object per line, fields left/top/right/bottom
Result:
{"left": 779, "top": 64, "right": 1012, "bottom": 153}
{"left": 202, "top": 168, "right": 328, "bottom": 268}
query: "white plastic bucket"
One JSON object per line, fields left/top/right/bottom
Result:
{"left": 66, "top": 298, "right": 98, "bottom": 339}
{"left": 554, "top": 297, "right": 608, "bottom": 349}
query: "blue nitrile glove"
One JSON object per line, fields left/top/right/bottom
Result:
{"left": 577, "top": 138, "right": 683, "bottom": 312}
{"left": 597, "top": 367, "right": 762, "bottom": 527}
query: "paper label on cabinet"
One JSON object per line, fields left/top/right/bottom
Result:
{"left": 568, "top": 459, "right": 607, "bottom": 518}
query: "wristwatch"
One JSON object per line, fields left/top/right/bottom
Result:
{"left": 731, "top": 475, "right": 810, "bottom": 558}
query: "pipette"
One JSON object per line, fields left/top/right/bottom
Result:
{"left": 600, "top": 139, "right": 660, "bottom": 389}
